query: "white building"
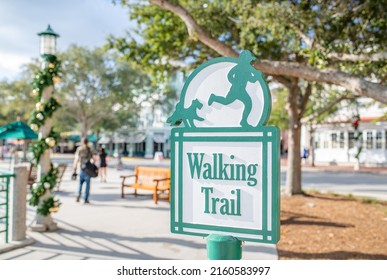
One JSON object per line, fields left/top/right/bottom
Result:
{"left": 301, "top": 99, "right": 387, "bottom": 167}
{"left": 98, "top": 72, "right": 185, "bottom": 158}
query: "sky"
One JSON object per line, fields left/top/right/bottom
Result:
{"left": 0, "top": 0, "right": 131, "bottom": 81}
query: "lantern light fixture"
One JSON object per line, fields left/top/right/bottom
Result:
{"left": 37, "top": 24, "right": 59, "bottom": 56}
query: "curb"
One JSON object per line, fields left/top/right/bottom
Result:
{"left": 0, "top": 238, "right": 35, "bottom": 254}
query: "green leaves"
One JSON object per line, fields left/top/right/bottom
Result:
{"left": 30, "top": 55, "right": 62, "bottom": 102}
{"left": 37, "top": 197, "right": 61, "bottom": 216}
{"left": 108, "top": 1, "right": 231, "bottom": 82}
{"left": 268, "top": 87, "right": 289, "bottom": 130}
{"left": 25, "top": 54, "right": 62, "bottom": 217}
{"left": 0, "top": 79, "right": 35, "bottom": 125}
{"left": 307, "top": 49, "right": 328, "bottom": 69}
{"left": 28, "top": 128, "right": 60, "bottom": 165}
{"left": 29, "top": 164, "right": 61, "bottom": 216}
{"left": 52, "top": 45, "right": 157, "bottom": 135}
{"left": 44, "top": 97, "right": 61, "bottom": 118}
{"left": 28, "top": 110, "right": 46, "bottom": 128}
{"left": 111, "top": 0, "right": 386, "bottom": 87}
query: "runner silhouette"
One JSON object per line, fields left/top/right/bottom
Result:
{"left": 208, "top": 50, "right": 260, "bottom": 127}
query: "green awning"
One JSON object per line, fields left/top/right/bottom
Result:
{"left": 0, "top": 121, "right": 38, "bottom": 140}
{"left": 67, "top": 134, "right": 98, "bottom": 142}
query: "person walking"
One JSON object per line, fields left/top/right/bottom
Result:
{"left": 72, "top": 138, "right": 96, "bottom": 204}
{"left": 99, "top": 147, "right": 108, "bottom": 182}
{"left": 301, "top": 146, "right": 309, "bottom": 164}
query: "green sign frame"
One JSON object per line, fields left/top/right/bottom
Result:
{"left": 170, "top": 127, "right": 280, "bottom": 244}
{"left": 169, "top": 51, "right": 280, "bottom": 244}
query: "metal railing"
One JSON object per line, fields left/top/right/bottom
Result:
{"left": 0, "top": 170, "right": 14, "bottom": 244}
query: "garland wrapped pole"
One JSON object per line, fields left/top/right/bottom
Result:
{"left": 28, "top": 25, "right": 62, "bottom": 232}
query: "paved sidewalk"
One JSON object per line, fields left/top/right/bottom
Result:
{"left": 281, "top": 157, "right": 387, "bottom": 175}
{"left": 2, "top": 153, "right": 385, "bottom": 259}
{"left": 0, "top": 159, "right": 277, "bottom": 260}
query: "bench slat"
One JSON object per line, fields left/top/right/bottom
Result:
{"left": 121, "top": 166, "right": 170, "bottom": 204}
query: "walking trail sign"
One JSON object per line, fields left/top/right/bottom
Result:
{"left": 168, "top": 50, "right": 280, "bottom": 244}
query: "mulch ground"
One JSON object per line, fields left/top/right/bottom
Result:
{"left": 277, "top": 192, "right": 387, "bottom": 259}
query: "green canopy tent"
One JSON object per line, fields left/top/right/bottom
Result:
{"left": 67, "top": 134, "right": 98, "bottom": 143}
{"left": 0, "top": 121, "right": 38, "bottom": 162}
{"left": 0, "top": 121, "right": 38, "bottom": 140}
{"left": 66, "top": 134, "right": 98, "bottom": 152}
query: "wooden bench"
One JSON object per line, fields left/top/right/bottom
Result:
{"left": 120, "top": 166, "right": 170, "bottom": 204}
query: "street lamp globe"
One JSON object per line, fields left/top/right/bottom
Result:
{"left": 37, "top": 24, "right": 59, "bottom": 56}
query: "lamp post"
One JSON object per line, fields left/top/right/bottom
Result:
{"left": 38, "top": 24, "right": 59, "bottom": 57}
{"left": 29, "top": 25, "right": 61, "bottom": 232}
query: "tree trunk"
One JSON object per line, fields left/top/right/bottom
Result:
{"left": 109, "top": 132, "right": 114, "bottom": 156}
{"left": 308, "top": 126, "right": 315, "bottom": 167}
{"left": 285, "top": 81, "right": 302, "bottom": 195}
{"left": 81, "top": 118, "right": 88, "bottom": 139}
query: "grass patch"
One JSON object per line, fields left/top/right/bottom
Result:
{"left": 360, "top": 197, "right": 380, "bottom": 204}
{"left": 305, "top": 189, "right": 321, "bottom": 195}
{"left": 327, "top": 191, "right": 343, "bottom": 197}
{"left": 304, "top": 190, "right": 386, "bottom": 206}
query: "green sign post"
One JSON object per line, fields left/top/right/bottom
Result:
{"left": 169, "top": 51, "right": 280, "bottom": 259}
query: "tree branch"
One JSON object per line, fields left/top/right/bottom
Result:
{"left": 255, "top": 60, "right": 387, "bottom": 104}
{"left": 301, "top": 95, "right": 356, "bottom": 124}
{"left": 290, "top": 22, "right": 387, "bottom": 62}
{"left": 149, "top": 0, "right": 387, "bottom": 104}
{"left": 326, "top": 52, "right": 387, "bottom": 62}
{"left": 272, "top": 75, "right": 292, "bottom": 89}
{"left": 86, "top": 107, "right": 112, "bottom": 127}
{"left": 292, "top": 25, "right": 314, "bottom": 47}
{"left": 298, "top": 82, "right": 312, "bottom": 119}
{"left": 149, "top": 0, "right": 237, "bottom": 58}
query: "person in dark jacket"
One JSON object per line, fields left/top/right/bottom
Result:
{"left": 72, "top": 138, "right": 96, "bottom": 204}
{"left": 99, "top": 147, "right": 108, "bottom": 182}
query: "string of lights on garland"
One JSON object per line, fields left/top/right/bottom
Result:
{"left": 28, "top": 128, "right": 60, "bottom": 165}
{"left": 28, "top": 164, "right": 61, "bottom": 215}
{"left": 31, "top": 55, "right": 62, "bottom": 101}
{"left": 28, "top": 55, "right": 62, "bottom": 216}
{"left": 29, "top": 97, "right": 61, "bottom": 130}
